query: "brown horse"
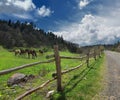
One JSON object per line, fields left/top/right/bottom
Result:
{"left": 25, "top": 49, "right": 37, "bottom": 59}
{"left": 20, "top": 49, "right": 27, "bottom": 57}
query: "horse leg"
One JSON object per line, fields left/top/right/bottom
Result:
{"left": 32, "top": 54, "right": 34, "bottom": 59}
{"left": 28, "top": 53, "right": 30, "bottom": 59}
{"left": 15, "top": 52, "right": 17, "bottom": 56}
{"left": 35, "top": 52, "right": 37, "bottom": 58}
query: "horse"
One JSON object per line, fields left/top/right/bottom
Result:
{"left": 25, "top": 49, "right": 37, "bottom": 59}
{"left": 19, "top": 49, "right": 27, "bottom": 57}
{"left": 14, "top": 49, "right": 21, "bottom": 56}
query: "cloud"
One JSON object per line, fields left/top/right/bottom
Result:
{"left": 0, "top": 0, "right": 53, "bottom": 19}
{"left": 79, "top": 0, "right": 91, "bottom": 9}
{"left": 37, "top": 5, "right": 53, "bottom": 17}
{"left": 54, "top": 14, "right": 120, "bottom": 46}
{"left": 0, "top": 0, "right": 35, "bottom": 11}
{"left": 53, "top": 0, "right": 120, "bottom": 46}
{"left": 13, "top": 13, "right": 32, "bottom": 19}
{"left": 10, "top": 0, "right": 36, "bottom": 11}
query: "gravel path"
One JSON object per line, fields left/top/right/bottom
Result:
{"left": 102, "top": 51, "right": 120, "bottom": 100}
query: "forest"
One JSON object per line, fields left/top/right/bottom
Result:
{"left": 0, "top": 20, "right": 78, "bottom": 52}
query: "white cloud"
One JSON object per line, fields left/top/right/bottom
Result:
{"left": 0, "top": 0, "right": 53, "bottom": 19}
{"left": 79, "top": 0, "right": 90, "bottom": 9}
{"left": 37, "top": 5, "right": 53, "bottom": 17}
{"left": 4, "top": 0, "right": 36, "bottom": 11}
{"left": 13, "top": 13, "right": 32, "bottom": 19}
{"left": 12, "top": 0, "right": 36, "bottom": 11}
{"left": 54, "top": 14, "right": 120, "bottom": 46}
{"left": 53, "top": 0, "right": 120, "bottom": 46}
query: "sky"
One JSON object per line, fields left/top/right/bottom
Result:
{"left": 0, "top": 0, "right": 120, "bottom": 46}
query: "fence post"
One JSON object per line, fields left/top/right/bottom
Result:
{"left": 98, "top": 50, "right": 101, "bottom": 58}
{"left": 54, "top": 45, "right": 62, "bottom": 92}
{"left": 86, "top": 51, "right": 90, "bottom": 67}
{"left": 94, "top": 49, "right": 96, "bottom": 60}
{"left": 98, "top": 46, "right": 101, "bottom": 58}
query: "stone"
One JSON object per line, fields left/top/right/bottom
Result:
{"left": 46, "top": 90, "right": 54, "bottom": 98}
{"left": 7, "top": 73, "right": 27, "bottom": 86}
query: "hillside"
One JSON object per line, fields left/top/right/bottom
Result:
{"left": 0, "top": 20, "right": 78, "bottom": 52}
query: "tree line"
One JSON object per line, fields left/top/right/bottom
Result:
{"left": 0, "top": 20, "right": 78, "bottom": 52}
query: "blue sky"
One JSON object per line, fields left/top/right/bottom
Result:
{"left": 0, "top": 0, "right": 120, "bottom": 46}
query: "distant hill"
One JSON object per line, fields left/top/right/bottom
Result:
{"left": 0, "top": 20, "right": 78, "bottom": 52}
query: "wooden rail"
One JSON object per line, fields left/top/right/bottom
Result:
{"left": 0, "top": 59, "right": 55, "bottom": 76}
{"left": 52, "top": 61, "right": 86, "bottom": 77}
{"left": 60, "top": 55, "right": 86, "bottom": 60}
{"left": 15, "top": 78, "right": 56, "bottom": 100}
{"left": 15, "top": 62, "right": 87, "bottom": 100}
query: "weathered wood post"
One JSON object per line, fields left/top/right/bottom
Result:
{"left": 86, "top": 50, "right": 90, "bottom": 67}
{"left": 54, "top": 45, "right": 62, "bottom": 91}
{"left": 98, "top": 46, "right": 101, "bottom": 58}
{"left": 94, "top": 49, "right": 96, "bottom": 60}
{"left": 98, "top": 49, "right": 101, "bottom": 58}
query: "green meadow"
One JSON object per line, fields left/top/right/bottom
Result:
{"left": 0, "top": 46, "right": 105, "bottom": 100}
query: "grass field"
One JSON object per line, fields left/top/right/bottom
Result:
{"left": 0, "top": 46, "right": 105, "bottom": 100}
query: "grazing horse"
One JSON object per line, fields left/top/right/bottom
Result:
{"left": 19, "top": 49, "right": 27, "bottom": 56}
{"left": 25, "top": 49, "right": 37, "bottom": 59}
{"left": 14, "top": 49, "right": 21, "bottom": 56}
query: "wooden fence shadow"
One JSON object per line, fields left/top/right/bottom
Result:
{"left": 51, "top": 59, "right": 99, "bottom": 100}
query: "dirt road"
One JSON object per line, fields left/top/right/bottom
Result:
{"left": 103, "top": 51, "right": 120, "bottom": 100}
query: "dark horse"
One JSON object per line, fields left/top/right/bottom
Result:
{"left": 25, "top": 49, "right": 37, "bottom": 59}
{"left": 20, "top": 49, "right": 27, "bottom": 57}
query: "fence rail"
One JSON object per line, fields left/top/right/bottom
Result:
{"left": 0, "top": 45, "right": 103, "bottom": 100}
{"left": 52, "top": 62, "right": 86, "bottom": 77}
{"left": 0, "top": 59, "right": 55, "bottom": 75}
{"left": 15, "top": 78, "right": 56, "bottom": 100}
{"left": 60, "top": 55, "right": 86, "bottom": 60}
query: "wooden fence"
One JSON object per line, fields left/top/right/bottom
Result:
{"left": 0, "top": 45, "right": 103, "bottom": 100}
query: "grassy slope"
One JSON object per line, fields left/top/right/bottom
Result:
{"left": 0, "top": 46, "right": 105, "bottom": 100}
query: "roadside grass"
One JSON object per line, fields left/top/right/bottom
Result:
{"left": 0, "top": 46, "right": 105, "bottom": 100}
{"left": 51, "top": 54, "right": 105, "bottom": 100}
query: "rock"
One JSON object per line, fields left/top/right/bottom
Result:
{"left": 46, "top": 90, "right": 54, "bottom": 98}
{"left": 27, "top": 74, "right": 35, "bottom": 79}
{"left": 7, "top": 73, "right": 27, "bottom": 87}
{"left": 110, "top": 96, "right": 116, "bottom": 100}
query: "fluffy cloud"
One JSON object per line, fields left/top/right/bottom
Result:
{"left": 79, "top": 0, "right": 91, "bottom": 9}
{"left": 54, "top": 0, "right": 120, "bottom": 46}
{"left": 0, "top": 0, "right": 35, "bottom": 11}
{"left": 54, "top": 14, "right": 120, "bottom": 46}
{"left": 37, "top": 5, "right": 53, "bottom": 17}
{"left": 0, "top": 0, "right": 53, "bottom": 19}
